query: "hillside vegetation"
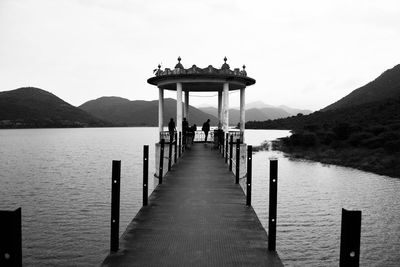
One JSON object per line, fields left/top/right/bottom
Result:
{"left": 0, "top": 87, "right": 108, "bottom": 128}
{"left": 246, "top": 64, "right": 400, "bottom": 178}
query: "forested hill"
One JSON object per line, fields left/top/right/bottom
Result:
{"left": 246, "top": 97, "right": 400, "bottom": 133}
{"left": 323, "top": 64, "right": 400, "bottom": 111}
{"left": 246, "top": 63, "right": 400, "bottom": 160}
{"left": 0, "top": 87, "right": 108, "bottom": 128}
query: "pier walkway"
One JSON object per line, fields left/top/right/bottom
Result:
{"left": 101, "top": 144, "right": 283, "bottom": 266}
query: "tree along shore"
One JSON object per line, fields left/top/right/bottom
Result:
{"left": 272, "top": 137, "right": 400, "bottom": 178}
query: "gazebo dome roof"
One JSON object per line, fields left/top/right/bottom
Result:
{"left": 148, "top": 57, "right": 256, "bottom": 92}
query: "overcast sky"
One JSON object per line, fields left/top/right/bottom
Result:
{"left": 1, "top": 0, "right": 400, "bottom": 110}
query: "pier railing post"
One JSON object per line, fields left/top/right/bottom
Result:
{"left": 246, "top": 145, "right": 252, "bottom": 206}
{"left": 143, "top": 145, "right": 149, "bottom": 206}
{"left": 110, "top": 160, "right": 121, "bottom": 253}
{"left": 178, "top": 131, "right": 182, "bottom": 157}
{"left": 159, "top": 139, "right": 164, "bottom": 184}
{"left": 0, "top": 207, "right": 22, "bottom": 267}
{"left": 340, "top": 209, "right": 362, "bottom": 267}
{"left": 268, "top": 158, "right": 278, "bottom": 251}
{"left": 235, "top": 139, "right": 240, "bottom": 184}
{"left": 174, "top": 132, "right": 178, "bottom": 163}
{"left": 225, "top": 133, "right": 229, "bottom": 162}
{"left": 168, "top": 137, "right": 172, "bottom": 171}
{"left": 229, "top": 135, "right": 233, "bottom": 171}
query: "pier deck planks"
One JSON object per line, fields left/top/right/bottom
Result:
{"left": 101, "top": 144, "right": 283, "bottom": 267}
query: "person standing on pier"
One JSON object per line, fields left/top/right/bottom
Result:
{"left": 168, "top": 118, "right": 176, "bottom": 143}
{"left": 182, "top": 117, "right": 189, "bottom": 145}
{"left": 202, "top": 119, "right": 210, "bottom": 143}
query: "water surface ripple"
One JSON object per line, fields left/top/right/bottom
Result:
{"left": 0, "top": 128, "right": 399, "bottom": 266}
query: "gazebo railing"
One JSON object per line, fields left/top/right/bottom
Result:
{"left": 159, "top": 131, "right": 177, "bottom": 143}
{"left": 160, "top": 130, "right": 215, "bottom": 143}
{"left": 160, "top": 130, "right": 243, "bottom": 143}
{"left": 228, "top": 131, "right": 243, "bottom": 143}
{"left": 193, "top": 131, "right": 214, "bottom": 142}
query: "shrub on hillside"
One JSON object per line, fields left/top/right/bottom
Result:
{"left": 317, "top": 131, "right": 336, "bottom": 145}
{"left": 368, "top": 125, "right": 388, "bottom": 135}
{"left": 301, "top": 132, "right": 317, "bottom": 146}
{"left": 348, "top": 132, "right": 374, "bottom": 146}
{"left": 361, "top": 136, "right": 385, "bottom": 149}
{"left": 332, "top": 122, "right": 351, "bottom": 140}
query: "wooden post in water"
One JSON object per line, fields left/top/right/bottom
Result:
{"left": 174, "top": 132, "right": 178, "bottom": 163}
{"left": 225, "top": 133, "right": 229, "bottom": 162}
{"left": 178, "top": 131, "right": 182, "bottom": 157}
{"left": 168, "top": 137, "right": 173, "bottom": 171}
{"left": 0, "top": 207, "right": 22, "bottom": 267}
{"left": 159, "top": 139, "right": 165, "bottom": 184}
{"left": 340, "top": 209, "right": 362, "bottom": 267}
{"left": 235, "top": 139, "right": 240, "bottom": 184}
{"left": 143, "top": 145, "right": 149, "bottom": 206}
{"left": 110, "top": 160, "right": 121, "bottom": 252}
{"left": 246, "top": 145, "right": 252, "bottom": 206}
{"left": 268, "top": 158, "right": 278, "bottom": 251}
{"left": 229, "top": 135, "right": 233, "bottom": 171}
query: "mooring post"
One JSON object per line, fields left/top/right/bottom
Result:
{"left": 143, "top": 145, "right": 149, "bottom": 206}
{"left": 246, "top": 145, "right": 252, "bottom": 206}
{"left": 159, "top": 139, "right": 165, "bottom": 184}
{"left": 0, "top": 207, "right": 22, "bottom": 267}
{"left": 110, "top": 160, "right": 121, "bottom": 253}
{"left": 235, "top": 139, "right": 240, "bottom": 184}
{"left": 268, "top": 158, "right": 278, "bottom": 251}
{"left": 178, "top": 131, "right": 182, "bottom": 157}
{"left": 229, "top": 135, "right": 233, "bottom": 171}
{"left": 225, "top": 133, "right": 229, "bottom": 162}
{"left": 340, "top": 208, "right": 362, "bottom": 267}
{"left": 174, "top": 132, "right": 178, "bottom": 163}
{"left": 168, "top": 137, "right": 172, "bottom": 171}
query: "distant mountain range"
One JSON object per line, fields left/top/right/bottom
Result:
{"left": 79, "top": 97, "right": 218, "bottom": 126}
{"left": 0, "top": 87, "right": 108, "bottom": 128}
{"left": 4, "top": 63, "right": 398, "bottom": 129}
{"left": 198, "top": 102, "right": 312, "bottom": 124}
{"left": 1, "top": 87, "right": 310, "bottom": 128}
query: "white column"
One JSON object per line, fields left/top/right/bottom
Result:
{"left": 218, "top": 90, "right": 222, "bottom": 127}
{"left": 158, "top": 87, "right": 164, "bottom": 136}
{"left": 240, "top": 87, "right": 246, "bottom": 142}
{"left": 184, "top": 91, "right": 189, "bottom": 120}
{"left": 222, "top": 82, "right": 229, "bottom": 132}
{"left": 177, "top": 82, "right": 183, "bottom": 134}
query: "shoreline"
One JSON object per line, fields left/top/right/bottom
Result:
{"left": 272, "top": 141, "right": 400, "bottom": 179}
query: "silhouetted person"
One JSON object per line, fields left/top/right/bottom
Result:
{"left": 190, "top": 124, "right": 197, "bottom": 144}
{"left": 168, "top": 118, "right": 175, "bottom": 143}
{"left": 182, "top": 117, "right": 189, "bottom": 145}
{"left": 202, "top": 119, "right": 210, "bottom": 142}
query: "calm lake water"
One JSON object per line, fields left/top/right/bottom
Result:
{"left": 1, "top": 128, "right": 399, "bottom": 266}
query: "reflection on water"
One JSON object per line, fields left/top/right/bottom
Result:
{"left": 0, "top": 128, "right": 399, "bottom": 266}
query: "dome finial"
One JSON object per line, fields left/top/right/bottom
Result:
{"left": 174, "top": 57, "right": 184, "bottom": 69}
{"left": 224, "top": 56, "right": 227, "bottom": 63}
{"left": 243, "top": 64, "right": 246, "bottom": 70}
{"left": 158, "top": 63, "right": 161, "bottom": 69}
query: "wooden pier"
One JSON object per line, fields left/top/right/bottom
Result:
{"left": 101, "top": 143, "right": 283, "bottom": 266}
